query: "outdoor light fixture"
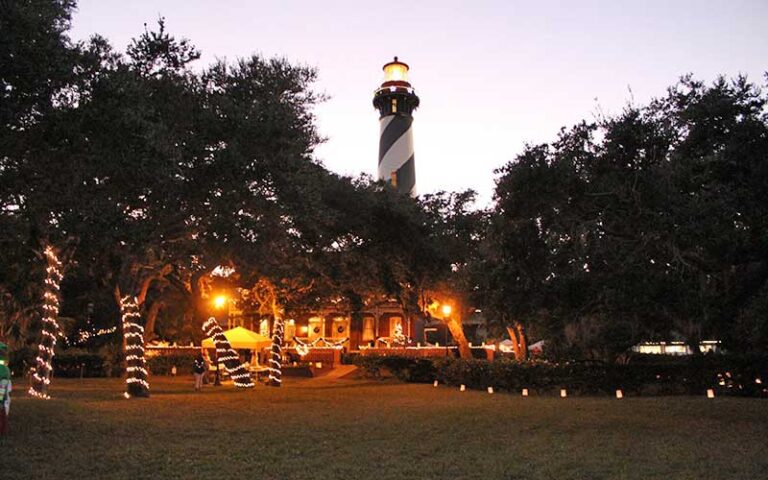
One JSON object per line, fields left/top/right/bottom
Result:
{"left": 460, "top": 384, "right": 466, "bottom": 392}
{"left": 433, "top": 380, "right": 438, "bottom": 387}
{"left": 213, "top": 295, "right": 228, "bottom": 309}
{"left": 487, "top": 387, "right": 494, "bottom": 394}
{"left": 616, "top": 390, "right": 624, "bottom": 399}
{"left": 707, "top": 389, "right": 715, "bottom": 398}
{"left": 522, "top": 388, "right": 529, "bottom": 396}
{"left": 560, "top": 389, "right": 567, "bottom": 398}
{"left": 441, "top": 304, "right": 452, "bottom": 317}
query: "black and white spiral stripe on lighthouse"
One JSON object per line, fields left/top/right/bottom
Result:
{"left": 373, "top": 57, "right": 420, "bottom": 196}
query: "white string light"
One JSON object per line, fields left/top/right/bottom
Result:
{"left": 202, "top": 318, "right": 254, "bottom": 388}
{"left": 291, "top": 336, "right": 348, "bottom": 356}
{"left": 295, "top": 343, "right": 309, "bottom": 357}
{"left": 74, "top": 326, "right": 117, "bottom": 345}
{"left": 121, "top": 295, "right": 150, "bottom": 397}
{"left": 393, "top": 322, "right": 407, "bottom": 346}
{"left": 268, "top": 318, "right": 284, "bottom": 387}
{"left": 28, "top": 246, "right": 63, "bottom": 400}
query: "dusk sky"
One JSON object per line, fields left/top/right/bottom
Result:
{"left": 70, "top": 0, "right": 768, "bottom": 205}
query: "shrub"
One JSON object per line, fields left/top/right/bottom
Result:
{"left": 8, "top": 345, "right": 35, "bottom": 377}
{"left": 354, "top": 354, "right": 768, "bottom": 397}
{"left": 352, "top": 355, "right": 436, "bottom": 382}
{"left": 53, "top": 349, "right": 107, "bottom": 377}
{"left": 147, "top": 353, "right": 197, "bottom": 375}
{"left": 341, "top": 352, "right": 361, "bottom": 365}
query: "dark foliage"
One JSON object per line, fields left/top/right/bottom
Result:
{"left": 357, "top": 355, "right": 768, "bottom": 397}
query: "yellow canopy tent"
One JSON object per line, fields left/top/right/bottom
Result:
{"left": 201, "top": 326, "right": 272, "bottom": 350}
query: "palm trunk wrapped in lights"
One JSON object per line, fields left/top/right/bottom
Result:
{"left": 120, "top": 295, "right": 150, "bottom": 398}
{"left": 202, "top": 318, "right": 254, "bottom": 388}
{"left": 268, "top": 317, "right": 284, "bottom": 387}
{"left": 29, "top": 246, "right": 63, "bottom": 399}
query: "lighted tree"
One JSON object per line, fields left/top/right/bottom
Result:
{"left": 202, "top": 318, "right": 254, "bottom": 388}
{"left": 268, "top": 318, "right": 285, "bottom": 386}
{"left": 392, "top": 321, "right": 407, "bottom": 346}
{"left": 119, "top": 295, "right": 149, "bottom": 397}
{"left": 250, "top": 279, "right": 286, "bottom": 387}
{"left": 28, "top": 246, "right": 63, "bottom": 399}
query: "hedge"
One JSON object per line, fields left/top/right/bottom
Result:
{"left": 48, "top": 350, "right": 199, "bottom": 377}
{"left": 53, "top": 350, "right": 108, "bottom": 377}
{"left": 146, "top": 353, "right": 198, "bottom": 375}
{"left": 354, "top": 355, "right": 768, "bottom": 397}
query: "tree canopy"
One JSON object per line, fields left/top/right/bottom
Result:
{"left": 480, "top": 75, "right": 768, "bottom": 359}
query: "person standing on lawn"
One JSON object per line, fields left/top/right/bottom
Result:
{"left": 193, "top": 350, "right": 207, "bottom": 391}
{"left": 0, "top": 342, "right": 12, "bottom": 435}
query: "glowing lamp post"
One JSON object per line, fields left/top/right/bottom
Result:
{"left": 441, "top": 303, "right": 452, "bottom": 347}
{"left": 213, "top": 295, "right": 228, "bottom": 310}
{"left": 212, "top": 295, "right": 229, "bottom": 387}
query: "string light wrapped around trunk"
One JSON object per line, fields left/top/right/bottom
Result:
{"left": 202, "top": 318, "right": 254, "bottom": 388}
{"left": 121, "top": 295, "right": 150, "bottom": 398}
{"left": 28, "top": 246, "right": 63, "bottom": 399}
{"left": 268, "top": 317, "right": 285, "bottom": 387}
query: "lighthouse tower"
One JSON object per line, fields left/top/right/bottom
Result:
{"left": 373, "top": 57, "right": 420, "bottom": 195}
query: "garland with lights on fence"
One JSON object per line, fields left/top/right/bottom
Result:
{"left": 268, "top": 318, "right": 285, "bottom": 386}
{"left": 28, "top": 246, "right": 63, "bottom": 399}
{"left": 202, "top": 318, "right": 254, "bottom": 388}
{"left": 120, "top": 295, "right": 150, "bottom": 398}
{"left": 292, "top": 336, "right": 349, "bottom": 355}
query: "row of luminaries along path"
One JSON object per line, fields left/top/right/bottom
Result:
{"left": 436, "top": 382, "right": 719, "bottom": 399}
{"left": 27, "top": 245, "right": 279, "bottom": 398}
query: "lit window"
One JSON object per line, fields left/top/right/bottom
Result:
{"left": 391, "top": 98, "right": 397, "bottom": 113}
{"left": 363, "top": 317, "right": 375, "bottom": 341}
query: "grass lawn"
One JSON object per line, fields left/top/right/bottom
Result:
{"left": 2, "top": 376, "right": 767, "bottom": 480}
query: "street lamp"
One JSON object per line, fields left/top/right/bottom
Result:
{"left": 441, "top": 303, "right": 452, "bottom": 347}
{"left": 212, "top": 294, "right": 229, "bottom": 386}
{"left": 213, "top": 295, "right": 228, "bottom": 310}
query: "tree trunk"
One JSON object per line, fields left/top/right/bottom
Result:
{"left": 143, "top": 300, "right": 163, "bottom": 342}
{"left": 516, "top": 323, "right": 528, "bottom": 361}
{"left": 506, "top": 326, "right": 522, "bottom": 360}
{"left": 506, "top": 322, "right": 529, "bottom": 362}
{"left": 120, "top": 295, "right": 150, "bottom": 398}
{"left": 446, "top": 317, "right": 472, "bottom": 359}
{"left": 29, "top": 245, "right": 63, "bottom": 399}
{"left": 202, "top": 317, "right": 254, "bottom": 388}
{"left": 268, "top": 316, "right": 285, "bottom": 386}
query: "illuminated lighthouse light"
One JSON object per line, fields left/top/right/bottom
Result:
{"left": 383, "top": 61, "right": 409, "bottom": 82}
